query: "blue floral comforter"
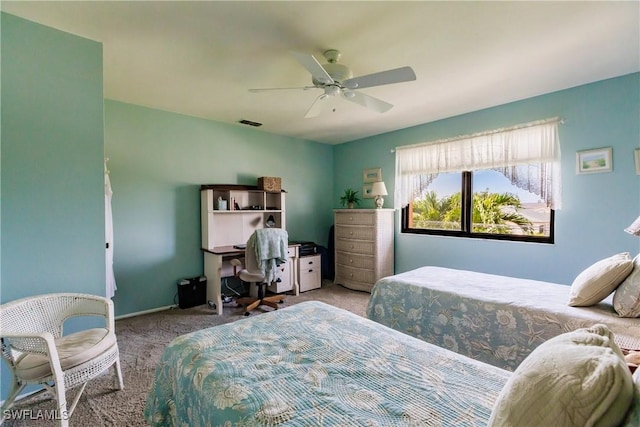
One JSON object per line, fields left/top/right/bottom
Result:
{"left": 145, "top": 301, "right": 511, "bottom": 426}
{"left": 367, "top": 266, "right": 640, "bottom": 372}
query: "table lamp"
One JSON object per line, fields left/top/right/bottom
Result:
{"left": 371, "top": 181, "right": 388, "bottom": 209}
{"left": 624, "top": 215, "right": 640, "bottom": 236}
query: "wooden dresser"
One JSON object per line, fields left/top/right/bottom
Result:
{"left": 334, "top": 209, "right": 395, "bottom": 292}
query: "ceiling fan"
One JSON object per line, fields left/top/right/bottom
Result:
{"left": 249, "top": 49, "right": 417, "bottom": 118}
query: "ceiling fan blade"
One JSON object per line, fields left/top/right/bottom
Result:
{"left": 291, "top": 51, "right": 334, "bottom": 85}
{"left": 343, "top": 66, "right": 416, "bottom": 90}
{"left": 304, "top": 94, "right": 337, "bottom": 118}
{"left": 249, "top": 86, "right": 317, "bottom": 93}
{"left": 342, "top": 91, "right": 393, "bottom": 113}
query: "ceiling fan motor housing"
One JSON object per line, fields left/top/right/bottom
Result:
{"left": 312, "top": 62, "right": 353, "bottom": 86}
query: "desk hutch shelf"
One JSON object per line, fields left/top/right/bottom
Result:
{"left": 200, "top": 184, "right": 286, "bottom": 250}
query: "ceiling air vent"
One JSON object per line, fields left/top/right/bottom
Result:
{"left": 238, "top": 119, "right": 262, "bottom": 127}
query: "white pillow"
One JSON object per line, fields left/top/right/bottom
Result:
{"left": 568, "top": 252, "right": 633, "bottom": 307}
{"left": 613, "top": 254, "right": 640, "bottom": 317}
{"left": 488, "top": 324, "right": 634, "bottom": 427}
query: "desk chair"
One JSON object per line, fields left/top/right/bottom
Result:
{"left": 230, "top": 228, "right": 288, "bottom": 316}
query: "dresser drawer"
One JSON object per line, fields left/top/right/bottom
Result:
{"left": 335, "top": 251, "right": 375, "bottom": 270}
{"left": 335, "top": 238, "right": 375, "bottom": 255}
{"left": 335, "top": 225, "right": 375, "bottom": 241}
{"left": 335, "top": 211, "right": 376, "bottom": 226}
{"left": 335, "top": 264, "right": 376, "bottom": 286}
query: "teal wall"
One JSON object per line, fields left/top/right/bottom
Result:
{"left": 1, "top": 13, "right": 105, "bottom": 399}
{"left": 105, "top": 101, "right": 334, "bottom": 316}
{"left": 335, "top": 73, "right": 640, "bottom": 285}
{"left": 1, "top": 13, "right": 105, "bottom": 302}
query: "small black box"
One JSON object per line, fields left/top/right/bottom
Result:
{"left": 177, "top": 276, "right": 207, "bottom": 309}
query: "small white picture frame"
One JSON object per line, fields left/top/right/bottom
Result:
{"left": 362, "top": 183, "right": 374, "bottom": 198}
{"left": 576, "top": 147, "right": 612, "bottom": 174}
{"left": 635, "top": 148, "right": 640, "bottom": 175}
{"left": 363, "top": 167, "right": 382, "bottom": 183}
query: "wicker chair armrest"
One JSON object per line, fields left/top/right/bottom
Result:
{"left": 2, "top": 331, "right": 61, "bottom": 361}
{"left": 2, "top": 331, "right": 54, "bottom": 341}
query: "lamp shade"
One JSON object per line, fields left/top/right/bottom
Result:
{"left": 625, "top": 215, "right": 640, "bottom": 236}
{"left": 370, "top": 181, "right": 388, "bottom": 197}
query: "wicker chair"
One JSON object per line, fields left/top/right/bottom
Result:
{"left": 0, "top": 293, "right": 124, "bottom": 427}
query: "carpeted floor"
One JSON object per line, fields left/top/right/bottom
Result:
{"left": 4, "top": 281, "right": 370, "bottom": 426}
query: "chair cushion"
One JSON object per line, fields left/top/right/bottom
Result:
{"left": 15, "top": 328, "right": 116, "bottom": 381}
{"left": 238, "top": 269, "right": 265, "bottom": 283}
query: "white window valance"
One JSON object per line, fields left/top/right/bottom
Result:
{"left": 394, "top": 117, "right": 562, "bottom": 210}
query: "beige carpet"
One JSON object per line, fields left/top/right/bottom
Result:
{"left": 4, "top": 281, "right": 370, "bottom": 426}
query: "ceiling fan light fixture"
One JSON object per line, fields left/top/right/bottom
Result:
{"left": 325, "top": 86, "right": 341, "bottom": 97}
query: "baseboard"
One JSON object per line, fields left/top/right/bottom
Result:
{"left": 0, "top": 388, "right": 41, "bottom": 407}
{"left": 115, "top": 304, "right": 178, "bottom": 320}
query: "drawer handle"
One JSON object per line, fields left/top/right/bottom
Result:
{"left": 349, "top": 231, "right": 353, "bottom": 235}
{"left": 349, "top": 259, "right": 353, "bottom": 263}
{"left": 308, "top": 269, "right": 313, "bottom": 273}
{"left": 349, "top": 273, "right": 353, "bottom": 278}
{"left": 308, "top": 261, "right": 313, "bottom": 265}
{"left": 349, "top": 216, "right": 353, "bottom": 221}
{"left": 350, "top": 244, "right": 354, "bottom": 249}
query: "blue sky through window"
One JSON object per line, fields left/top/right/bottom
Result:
{"left": 428, "top": 170, "right": 540, "bottom": 203}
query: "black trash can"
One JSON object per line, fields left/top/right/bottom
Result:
{"left": 177, "top": 275, "right": 207, "bottom": 309}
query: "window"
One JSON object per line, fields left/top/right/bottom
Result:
{"left": 396, "top": 118, "right": 561, "bottom": 243}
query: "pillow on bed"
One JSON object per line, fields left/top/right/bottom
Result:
{"left": 613, "top": 254, "right": 640, "bottom": 317}
{"left": 488, "top": 324, "right": 634, "bottom": 427}
{"left": 568, "top": 252, "right": 633, "bottom": 307}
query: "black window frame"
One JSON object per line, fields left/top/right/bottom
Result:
{"left": 401, "top": 171, "right": 555, "bottom": 244}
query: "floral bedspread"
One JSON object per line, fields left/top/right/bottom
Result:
{"left": 367, "top": 266, "right": 640, "bottom": 372}
{"left": 145, "top": 301, "right": 511, "bottom": 426}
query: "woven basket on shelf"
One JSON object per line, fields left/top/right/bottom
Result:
{"left": 257, "top": 177, "right": 281, "bottom": 192}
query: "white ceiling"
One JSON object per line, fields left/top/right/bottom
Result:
{"left": 2, "top": 1, "right": 639, "bottom": 145}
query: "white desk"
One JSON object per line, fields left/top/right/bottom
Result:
{"left": 202, "top": 244, "right": 299, "bottom": 315}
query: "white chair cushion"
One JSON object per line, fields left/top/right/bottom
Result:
{"left": 488, "top": 324, "right": 634, "bottom": 427}
{"left": 238, "top": 269, "right": 265, "bottom": 283}
{"left": 568, "top": 252, "right": 633, "bottom": 306}
{"left": 15, "top": 328, "right": 116, "bottom": 381}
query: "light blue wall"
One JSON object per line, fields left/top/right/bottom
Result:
{"left": 1, "top": 13, "right": 105, "bottom": 399}
{"left": 105, "top": 101, "right": 334, "bottom": 316}
{"left": 1, "top": 13, "right": 105, "bottom": 301}
{"left": 335, "top": 73, "right": 640, "bottom": 285}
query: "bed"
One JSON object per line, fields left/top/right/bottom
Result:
{"left": 145, "top": 301, "right": 508, "bottom": 426}
{"left": 145, "top": 300, "right": 639, "bottom": 426}
{"left": 367, "top": 266, "right": 640, "bottom": 371}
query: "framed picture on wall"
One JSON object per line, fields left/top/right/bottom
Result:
{"left": 635, "top": 148, "right": 640, "bottom": 175}
{"left": 363, "top": 167, "right": 382, "bottom": 183}
{"left": 576, "top": 147, "right": 612, "bottom": 174}
{"left": 362, "top": 183, "right": 374, "bottom": 198}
